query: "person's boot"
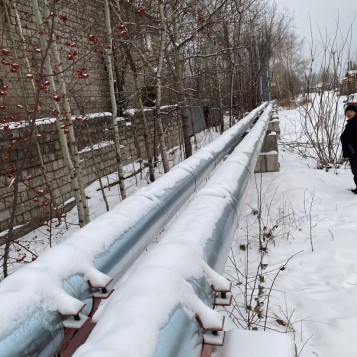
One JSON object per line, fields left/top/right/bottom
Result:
{"left": 351, "top": 188, "right": 357, "bottom": 194}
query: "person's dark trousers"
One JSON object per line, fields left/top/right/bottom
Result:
{"left": 349, "top": 156, "right": 357, "bottom": 188}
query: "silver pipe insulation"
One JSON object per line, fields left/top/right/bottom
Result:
{"left": 72, "top": 104, "right": 273, "bottom": 357}
{"left": 0, "top": 102, "right": 269, "bottom": 357}
{"left": 153, "top": 104, "right": 273, "bottom": 357}
{"left": 93, "top": 104, "right": 269, "bottom": 279}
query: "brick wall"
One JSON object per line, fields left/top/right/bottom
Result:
{"left": 0, "top": 1, "right": 219, "bottom": 239}
{"left": 0, "top": 107, "right": 182, "bottom": 237}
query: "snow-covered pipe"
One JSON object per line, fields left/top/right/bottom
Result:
{"left": 0, "top": 103, "right": 268, "bottom": 357}
{"left": 154, "top": 104, "right": 274, "bottom": 357}
{"left": 71, "top": 104, "right": 273, "bottom": 357}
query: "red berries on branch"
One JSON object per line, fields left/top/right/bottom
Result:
{"left": 137, "top": 7, "right": 145, "bottom": 16}
{"left": 52, "top": 94, "right": 61, "bottom": 102}
{"left": 117, "top": 23, "right": 128, "bottom": 38}
{"left": 67, "top": 50, "right": 78, "bottom": 60}
{"left": 0, "top": 85, "right": 8, "bottom": 97}
{"left": 1, "top": 48, "right": 10, "bottom": 56}
{"left": 10, "top": 63, "right": 20, "bottom": 73}
{"left": 76, "top": 68, "right": 89, "bottom": 79}
{"left": 59, "top": 15, "right": 67, "bottom": 23}
{"left": 65, "top": 41, "right": 77, "bottom": 48}
{"left": 88, "top": 34, "right": 98, "bottom": 44}
{"left": 120, "top": 30, "right": 128, "bottom": 38}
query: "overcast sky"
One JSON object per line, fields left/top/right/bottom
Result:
{"left": 274, "top": 0, "right": 357, "bottom": 72}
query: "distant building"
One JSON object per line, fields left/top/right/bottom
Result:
{"left": 340, "top": 70, "right": 357, "bottom": 95}
{"left": 310, "top": 82, "right": 324, "bottom": 93}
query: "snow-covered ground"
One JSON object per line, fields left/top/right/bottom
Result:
{"left": 216, "top": 105, "right": 357, "bottom": 357}
{"left": 1, "top": 100, "right": 357, "bottom": 357}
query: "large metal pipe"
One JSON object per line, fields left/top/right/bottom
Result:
{"left": 0, "top": 103, "right": 268, "bottom": 357}
{"left": 72, "top": 104, "right": 273, "bottom": 357}
{"left": 93, "top": 102, "right": 268, "bottom": 280}
{"left": 154, "top": 104, "right": 273, "bottom": 357}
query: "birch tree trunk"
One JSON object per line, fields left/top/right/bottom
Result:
{"left": 125, "top": 48, "right": 156, "bottom": 182}
{"left": 229, "top": 56, "right": 238, "bottom": 127}
{"left": 85, "top": 127, "right": 110, "bottom": 212}
{"left": 215, "top": 56, "right": 225, "bottom": 133}
{"left": 155, "top": 0, "right": 170, "bottom": 173}
{"left": 172, "top": 12, "right": 192, "bottom": 158}
{"left": 32, "top": 0, "right": 88, "bottom": 226}
{"left": 43, "top": 0, "right": 90, "bottom": 224}
{"left": 104, "top": 0, "right": 127, "bottom": 199}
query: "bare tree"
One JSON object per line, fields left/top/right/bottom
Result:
{"left": 294, "top": 17, "right": 353, "bottom": 168}
{"left": 271, "top": 30, "right": 306, "bottom": 103}
{"left": 33, "top": 0, "right": 90, "bottom": 225}
{"left": 104, "top": 0, "right": 128, "bottom": 197}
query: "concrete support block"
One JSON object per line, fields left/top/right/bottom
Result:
{"left": 268, "top": 119, "right": 280, "bottom": 139}
{"left": 261, "top": 131, "right": 278, "bottom": 153}
{"left": 255, "top": 111, "right": 280, "bottom": 173}
{"left": 254, "top": 151, "right": 280, "bottom": 173}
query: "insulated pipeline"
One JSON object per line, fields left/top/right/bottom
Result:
{"left": 153, "top": 104, "right": 273, "bottom": 357}
{"left": 0, "top": 102, "right": 269, "bottom": 357}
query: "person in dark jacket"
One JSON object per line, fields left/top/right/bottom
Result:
{"left": 341, "top": 104, "right": 357, "bottom": 193}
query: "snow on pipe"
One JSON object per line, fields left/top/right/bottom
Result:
{"left": 72, "top": 104, "right": 273, "bottom": 357}
{"left": 154, "top": 105, "right": 274, "bottom": 357}
{"left": 93, "top": 104, "right": 269, "bottom": 279}
{"left": 0, "top": 102, "right": 268, "bottom": 357}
